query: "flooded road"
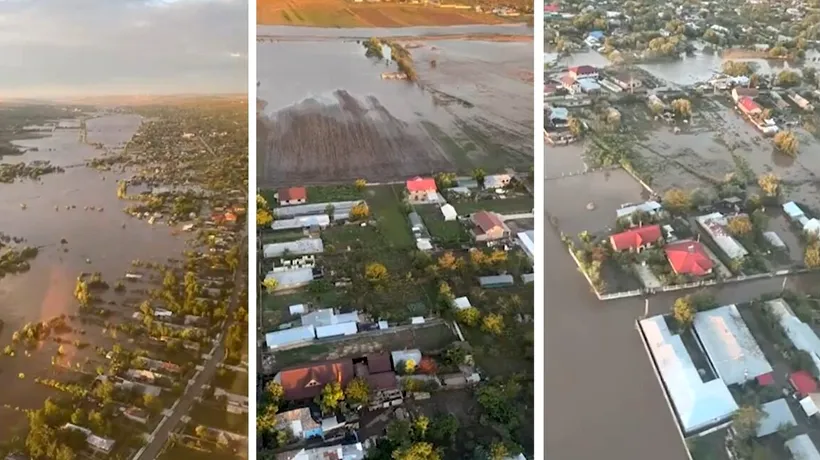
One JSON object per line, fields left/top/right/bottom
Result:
{"left": 0, "top": 114, "right": 183, "bottom": 434}
{"left": 257, "top": 24, "right": 533, "bottom": 186}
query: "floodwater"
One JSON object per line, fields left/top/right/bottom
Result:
{"left": 257, "top": 25, "right": 533, "bottom": 185}
{"left": 0, "top": 115, "right": 182, "bottom": 433}
{"left": 544, "top": 220, "right": 691, "bottom": 460}
{"left": 555, "top": 50, "right": 794, "bottom": 86}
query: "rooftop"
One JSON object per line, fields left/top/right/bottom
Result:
{"left": 472, "top": 211, "right": 506, "bottom": 234}
{"left": 610, "top": 225, "right": 662, "bottom": 251}
{"left": 275, "top": 359, "right": 355, "bottom": 401}
{"left": 279, "top": 186, "right": 307, "bottom": 202}
{"left": 265, "top": 325, "right": 316, "bottom": 350}
{"left": 406, "top": 177, "right": 437, "bottom": 193}
{"left": 767, "top": 299, "right": 820, "bottom": 379}
{"left": 785, "top": 434, "right": 820, "bottom": 460}
{"left": 665, "top": 240, "right": 714, "bottom": 276}
{"left": 692, "top": 305, "right": 773, "bottom": 386}
{"left": 263, "top": 238, "right": 324, "bottom": 258}
{"left": 756, "top": 398, "right": 796, "bottom": 438}
{"left": 640, "top": 315, "right": 738, "bottom": 434}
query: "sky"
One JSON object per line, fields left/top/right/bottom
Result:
{"left": 0, "top": 0, "right": 248, "bottom": 98}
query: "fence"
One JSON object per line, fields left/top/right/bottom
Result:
{"left": 567, "top": 246, "right": 808, "bottom": 302}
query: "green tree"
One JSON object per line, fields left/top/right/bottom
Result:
{"left": 567, "top": 117, "right": 583, "bottom": 136}
{"left": 774, "top": 131, "right": 799, "bottom": 157}
{"left": 758, "top": 173, "right": 780, "bottom": 197}
{"left": 663, "top": 188, "right": 692, "bottom": 214}
{"left": 481, "top": 313, "right": 505, "bottom": 335}
{"left": 805, "top": 241, "right": 820, "bottom": 269}
{"left": 413, "top": 415, "right": 430, "bottom": 438}
{"left": 727, "top": 215, "right": 753, "bottom": 237}
{"left": 345, "top": 377, "right": 371, "bottom": 407}
{"left": 671, "top": 98, "right": 692, "bottom": 118}
{"left": 672, "top": 296, "right": 696, "bottom": 329}
{"left": 472, "top": 168, "right": 487, "bottom": 188}
{"left": 776, "top": 70, "right": 801, "bottom": 87}
{"left": 320, "top": 382, "right": 344, "bottom": 414}
{"left": 365, "top": 262, "right": 388, "bottom": 283}
{"left": 733, "top": 405, "right": 762, "bottom": 440}
{"left": 392, "top": 442, "right": 441, "bottom": 460}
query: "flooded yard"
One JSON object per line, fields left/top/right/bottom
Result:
{"left": 545, "top": 169, "right": 649, "bottom": 236}
{"left": 0, "top": 115, "right": 184, "bottom": 435}
{"left": 545, "top": 141, "right": 587, "bottom": 177}
{"left": 257, "top": 25, "right": 533, "bottom": 186}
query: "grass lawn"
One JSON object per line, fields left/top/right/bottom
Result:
{"left": 364, "top": 184, "right": 415, "bottom": 249}
{"left": 261, "top": 290, "right": 342, "bottom": 331}
{"left": 308, "top": 184, "right": 363, "bottom": 202}
{"left": 452, "top": 196, "right": 534, "bottom": 215}
{"left": 260, "top": 229, "right": 304, "bottom": 244}
{"left": 189, "top": 402, "right": 248, "bottom": 434}
{"left": 213, "top": 368, "right": 249, "bottom": 396}
{"left": 415, "top": 204, "right": 470, "bottom": 245}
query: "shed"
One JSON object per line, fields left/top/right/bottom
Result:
{"left": 783, "top": 201, "right": 805, "bottom": 219}
{"left": 756, "top": 399, "right": 796, "bottom": 437}
{"left": 479, "top": 274, "right": 515, "bottom": 288}
{"left": 265, "top": 325, "right": 316, "bottom": 350}
{"left": 785, "top": 434, "right": 820, "bottom": 460}
{"left": 408, "top": 212, "right": 424, "bottom": 230}
{"left": 440, "top": 204, "right": 458, "bottom": 221}
{"left": 315, "top": 322, "right": 358, "bottom": 339}
{"left": 790, "top": 370, "right": 818, "bottom": 396}
{"left": 453, "top": 297, "right": 472, "bottom": 310}
{"left": 763, "top": 232, "right": 786, "bottom": 249}
{"left": 800, "top": 396, "right": 819, "bottom": 417}
{"left": 378, "top": 320, "right": 389, "bottom": 330}
{"left": 289, "top": 304, "right": 306, "bottom": 315}
{"left": 411, "top": 316, "right": 425, "bottom": 324}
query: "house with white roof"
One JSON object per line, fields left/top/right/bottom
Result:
{"left": 696, "top": 213, "right": 748, "bottom": 260}
{"left": 616, "top": 200, "right": 663, "bottom": 221}
{"left": 265, "top": 325, "right": 316, "bottom": 350}
{"left": 692, "top": 304, "right": 773, "bottom": 386}
{"left": 786, "top": 434, "right": 820, "bottom": 460}
{"left": 755, "top": 399, "right": 796, "bottom": 438}
{"left": 639, "top": 315, "right": 738, "bottom": 434}
{"left": 440, "top": 204, "right": 458, "bottom": 221}
{"left": 263, "top": 238, "right": 324, "bottom": 258}
{"left": 453, "top": 297, "right": 472, "bottom": 310}
{"left": 767, "top": 299, "right": 820, "bottom": 378}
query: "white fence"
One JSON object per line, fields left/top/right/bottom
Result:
{"left": 567, "top": 246, "right": 808, "bottom": 302}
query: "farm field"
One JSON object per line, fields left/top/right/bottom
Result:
{"left": 257, "top": 0, "right": 514, "bottom": 27}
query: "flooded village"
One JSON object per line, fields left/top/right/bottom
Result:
{"left": 257, "top": 22, "right": 535, "bottom": 460}
{"left": 546, "top": 0, "right": 820, "bottom": 459}
{"left": 0, "top": 100, "right": 249, "bottom": 460}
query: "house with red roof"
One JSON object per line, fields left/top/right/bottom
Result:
{"left": 568, "top": 65, "right": 599, "bottom": 80}
{"left": 406, "top": 177, "right": 437, "bottom": 202}
{"left": 559, "top": 75, "right": 580, "bottom": 94}
{"left": 278, "top": 186, "right": 307, "bottom": 206}
{"left": 610, "top": 225, "right": 662, "bottom": 252}
{"left": 275, "top": 359, "right": 354, "bottom": 401}
{"left": 738, "top": 96, "right": 762, "bottom": 116}
{"left": 471, "top": 211, "right": 510, "bottom": 242}
{"left": 665, "top": 240, "right": 714, "bottom": 276}
{"left": 790, "top": 370, "right": 818, "bottom": 397}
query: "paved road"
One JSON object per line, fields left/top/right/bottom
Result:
{"left": 545, "top": 218, "right": 820, "bottom": 460}
{"left": 136, "top": 233, "right": 248, "bottom": 460}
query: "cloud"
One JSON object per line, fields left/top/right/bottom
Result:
{"left": 0, "top": 0, "right": 248, "bottom": 98}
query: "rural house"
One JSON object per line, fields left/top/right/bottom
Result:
{"left": 406, "top": 177, "right": 437, "bottom": 202}
{"left": 470, "top": 211, "right": 510, "bottom": 242}
{"left": 738, "top": 97, "right": 762, "bottom": 116}
{"left": 568, "top": 65, "right": 598, "bottom": 80}
{"left": 559, "top": 75, "right": 580, "bottom": 94}
{"left": 665, "top": 240, "right": 714, "bottom": 276}
{"left": 277, "top": 407, "right": 322, "bottom": 440}
{"left": 732, "top": 87, "right": 759, "bottom": 103}
{"left": 274, "top": 359, "right": 355, "bottom": 401}
{"left": 609, "top": 225, "right": 662, "bottom": 252}
{"left": 612, "top": 72, "right": 642, "bottom": 90}
{"left": 278, "top": 186, "right": 307, "bottom": 206}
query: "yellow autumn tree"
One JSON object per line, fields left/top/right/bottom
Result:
{"left": 257, "top": 209, "right": 273, "bottom": 226}
{"left": 262, "top": 277, "right": 278, "bottom": 293}
{"left": 350, "top": 202, "right": 370, "bottom": 221}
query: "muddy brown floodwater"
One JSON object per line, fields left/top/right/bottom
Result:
{"left": 0, "top": 114, "right": 183, "bottom": 436}
{"left": 257, "top": 25, "right": 533, "bottom": 187}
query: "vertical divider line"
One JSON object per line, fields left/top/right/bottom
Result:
{"left": 533, "top": 6, "right": 546, "bottom": 460}
{"left": 247, "top": 0, "right": 259, "bottom": 456}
